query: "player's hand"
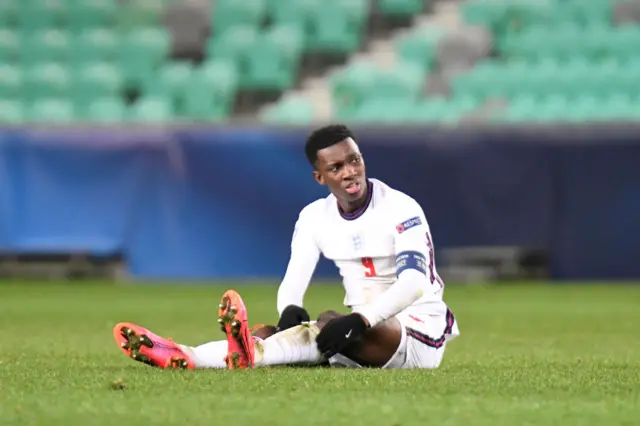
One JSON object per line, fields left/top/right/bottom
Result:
{"left": 276, "top": 305, "right": 310, "bottom": 331}
{"left": 315, "top": 313, "right": 369, "bottom": 359}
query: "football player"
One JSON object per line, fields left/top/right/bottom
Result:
{"left": 113, "top": 124, "right": 459, "bottom": 370}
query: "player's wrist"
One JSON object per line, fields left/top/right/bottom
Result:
{"left": 351, "top": 307, "right": 378, "bottom": 328}
{"left": 354, "top": 313, "right": 370, "bottom": 328}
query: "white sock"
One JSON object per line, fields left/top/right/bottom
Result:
{"left": 181, "top": 340, "right": 228, "bottom": 369}
{"left": 254, "top": 322, "right": 325, "bottom": 367}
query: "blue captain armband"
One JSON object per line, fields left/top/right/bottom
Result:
{"left": 395, "top": 251, "right": 427, "bottom": 276}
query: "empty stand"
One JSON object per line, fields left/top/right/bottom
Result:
{"left": 2, "top": 0, "right": 640, "bottom": 124}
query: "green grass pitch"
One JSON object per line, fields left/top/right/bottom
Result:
{"left": 1, "top": 281, "right": 639, "bottom": 426}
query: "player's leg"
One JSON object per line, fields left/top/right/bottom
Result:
{"left": 112, "top": 322, "right": 277, "bottom": 369}
{"left": 218, "top": 291, "right": 400, "bottom": 369}
{"left": 323, "top": 307, "right": 459, "bottom": 369}
{"left": 313, "top": 309, "right": 402, "bottom": 367}
{"left": 249, "top": 307, "right": 455, "bottom": 369}
{"left": 180, "top": 325, "right": 278, "bottom": 368}
{"left": 388, "top": 308, "right": 459, "bottom": 369}
{"left": 220, "top": 289, "right": 328, "bottom": 369}
{"left": 113, "top": 322, "right": 198, "bottom": 369}
{"left": 328, "top": 317, "right": 403, "bottom": 368}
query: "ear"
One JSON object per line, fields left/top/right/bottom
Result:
{"left": 312, "top": 170, "right": 325, "bottom": 185}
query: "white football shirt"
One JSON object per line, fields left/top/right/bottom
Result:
{"left": 277, "top": 178, "right": 449, "bottom": 322}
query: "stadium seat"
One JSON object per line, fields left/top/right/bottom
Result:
{"left": 69, "top": 0, "right": 118, "bottom": 31}
{"left": 24, "top": 63, "right": 71, "bottom": 100}
{"left": 26, "top": 98, "right": 76, "bottom": 123}
{"left": 129, "top": 97, "right": 175, "bottom": 123}
{"left": 72, "top": 29, "right": 119, "bottom": 65}
{"left": 409, "top": 97, "right": 477, "bottom": 123}
{"left": 0, "top": 1, "right": 18, "bottom": 28}
{"left": 330, "top": 61, "right": 381, "bottom": 117}
{"left": 307, "top": 0, "right": 368, "bottom": 53}
{"left": 73, "top": 63, "right": 124, "bottom": 108}
{"left": 0, "top": 64, "right": 21, "bottom": 98}
{"left": 211, "top": 0, "right": 267, "bottom": 35}
{"left": 18, "top": 1, "right": 67, "bottom": 31}
{"left": 84, "top": 98, "right": 127, "bottom": 123}
{"left": 118, "top": 27, "right": 171, "bottom": 88}
{"left": 369, "top": 63, "right": 425, "bottom": 102}
{"left": 206, "top": 25, "right": 258, "bottom": 71}
{"left": 260, "top": 95, "right": 315, "bottom": 124}
{"left": 243, "top": 26, "right": 304, "bottom": 90}
{"left": 394, "top": 27, "right": 444, "bottom": 71}
{"left": 117, "top": 0, "right": 165, "bottom": 32}
{"left": 269, "top": 0, "right": 320, "bottom": 48}
{"left": 378, "top": 0, "right": 426, "bottom": 18}
{"left": 0, "top": 99, "right": 24, "bottom": 124}
{"left": 350, "top": 96, "right": 473, "bottom": 124}
{"left": 348, "top": 98, "right": 415, "bottom": 123}
{"left": 0, "top": 29, "right": 19, "bottom": 62}
{"left": 142, "top": 61, "right": 194, "bottom": 99}
{"left": 20, "top": 30, "right": 71, "bottom": 66}
{"left": 181, "top": 60, "right": 238, "bottom": 120}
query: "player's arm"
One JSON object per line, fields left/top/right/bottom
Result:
{"left": 353, "top": 201, "right": 437, "bottom": 328}
{"left": 276, "top": 210, "right": 321, "bottom": 320}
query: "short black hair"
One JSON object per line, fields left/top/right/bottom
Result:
{"left": 305, "top": 124, "right": 355, "bottom": 167}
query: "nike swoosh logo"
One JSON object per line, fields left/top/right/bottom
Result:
{"left": 345, "top": 329, "right": 352, "bottom": 338}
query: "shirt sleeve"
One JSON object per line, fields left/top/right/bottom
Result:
{"left": 353, "top": 198, "right": 439, "bottom": 327}
{"left": 276, "top": 209, "right": 321, "bottom": 315}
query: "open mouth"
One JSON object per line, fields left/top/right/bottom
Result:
{"left": 345, "top": 181, "right": 361, "bottom": 194}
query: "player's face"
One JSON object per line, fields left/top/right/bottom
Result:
{"left": 313, "top": 138, "right": 367, "bottom": 205}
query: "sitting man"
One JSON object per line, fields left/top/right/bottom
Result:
{"left": 113, "top": 124, "right": 459, "bottom": 370}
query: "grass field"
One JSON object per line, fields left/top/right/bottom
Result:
{"left": 1, "top": 281, "right": 639, "bottom": 426}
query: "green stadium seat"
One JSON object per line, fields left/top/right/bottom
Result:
{"left": 84, "top": 98, "right": 127, "bottom": 123}
{"left": 20, "top": 30, "right": 71, "bottom": 66}
{"left": 117, "top": 0, "right": 165, "bottom": 31}
{"left": 307, "top": 0, "right": 367, "bottom": 53}
{"left": 408, "top": 98, "right": 469, "bottom": 123}
{"left": 450, "top": 61, "right": 500, "bottom": 101}
{"left": 349, "top": 98, "right": 414, "bottom": 123}
{"left": 143, "top": 61, "right": 194, "bottom": 99}
{"left": 206, "top": 25, "right": 257, "bottom": 66}
{"left": 73, "top": 63, "right": 124, "bottom": 107}
{"left": 26, "top": 98, "right": 76, "bottom": 123}
{"left": 72, "top": 29, "right": 119, "bottom": 64}
{"left": 461, "top": 0, "right": 507, "bottom": 27}
{"left": 0, "top": 100, "right": 24, "bottom": 124}
{"left": 269, "top": 0, "right": 319, "bottom": 45}
{"left": 182, "top": 60, "right": 238, "bottom": 120}
{"left": 243, "top": 26, "right": 304, "bottom": 90}
{"left": 369, "top": 63, "right": 425, "bottom": 102}
{"left": 69, "top": 0, "right": 118, "bottom": 31}
{"left": 0, "top": 29, "right": 20, "bottom": 63}
{"left": 118, "top": 27, "right": 171, "bottom": 88}
{"left": 394, "top": 27, "right": 443, "bottom": 71}
{"left": 0, "top": 64, "right": 22, "bottom": 98}
{"left": 378, "top": 0, "right": 426, "bottom": 18}
{"left": 211, "top": 0, "right": 267, "bottom": 35}
{"left": 330, "top": 61, "right": 380, "bottom": 117}
{"left": 552, "top": 1, "right": 612, "bottom": 28}
{"left": 18, "top": 1, "right": 67, "bottom": 31}
{"left": 260, "top": 96, "right": 315, "bottom": 124}
{"left": 129, "top": 97, "right": 175, "bottom": 123}
{"left": 24, "top": 63, "right": 71, "bottom": 100}
{"left": 0, "top": 1, "right": 18, "bottom": 28}
{"left": 607, "top": 26, "right": 640, "bottom": 61}
{"left": 0, "top": 29, "right": 19, "bottom": 62}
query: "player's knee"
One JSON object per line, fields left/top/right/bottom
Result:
{"left": 316, "top": 310, "right": 342, "bottom": 324}
{"left": 252, "top": 325, "right": 277, "bottom": 340}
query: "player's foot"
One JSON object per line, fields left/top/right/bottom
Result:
{"left": 218, "top": 289, "right": 255, "bottom": 369}
{"left": 113, "top": 322, "right": 195, "bottom": 370}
